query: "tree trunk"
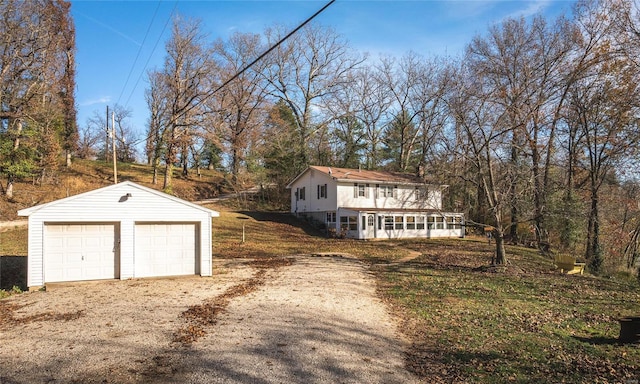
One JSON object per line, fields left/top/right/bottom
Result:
{"left": 163, "top": 142, "right": 175, "bottom": 191}
{"left": 586, "top": 188, "right": 603, "bottom": 272}
{"left": 494, "top": 228, "right": 507, "bottom": 265}
{"left": 5, "top": 174, "right": 14, "bottom": 199}
{"left": 508, "top": 144, "right": 519, "bottom": 243}
{"left": 531, "top": 143, "right": 544, "bottom": 247}
{"left": 231, "top": 147, "right": 239, "bottom": 184}
{"left": 163, "top": 162, "right": 173, "bottom": 191}
{"left": 152, "top": 162, "right": 158, "bottom": 185}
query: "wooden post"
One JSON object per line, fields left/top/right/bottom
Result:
{"left": 619, "top": 317, "right": 640, "bottom": 343}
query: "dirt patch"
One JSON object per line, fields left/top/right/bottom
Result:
{"left": 175, "top": 257, "right": 294, "bottom": 344}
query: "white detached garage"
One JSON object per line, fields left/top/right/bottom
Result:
{"left": 18, "top": 181, "right": 219, "bottom": 289}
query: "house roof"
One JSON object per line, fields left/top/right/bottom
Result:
{"left": 286, "top": 165, "right": 443, "bottom": 188}
{"left": 17, "top": 180, "right": 219, "bottom": 217}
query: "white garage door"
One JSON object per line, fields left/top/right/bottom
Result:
{"left": 45, "top": 224, "right": 118, "bottom": 283}
{"left": 134, "top": 223, "right": 197, "bottom": 278}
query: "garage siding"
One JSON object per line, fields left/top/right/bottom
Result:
{"left": 20, "top": 182, "right": 217, "bottom": 288}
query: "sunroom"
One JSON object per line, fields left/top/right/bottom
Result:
{"left": 332, "top": 209, "right": 464, "bottom": 240}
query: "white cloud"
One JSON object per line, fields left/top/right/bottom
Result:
{"left": 80, "top": 96, "right": 111, "bottom": 107}
{"left": 504, "top": 0, "right": 553, "bottom": 20}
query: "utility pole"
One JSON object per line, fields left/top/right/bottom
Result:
{"left": 112, "top": 111, "right": 118, "bottom": 184}
{"left": 105, "top": 105, "right": 110, "bottom": 163}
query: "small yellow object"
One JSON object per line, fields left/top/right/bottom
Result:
{"left": 554, "top": 254, "right": 585, "bottom": 275}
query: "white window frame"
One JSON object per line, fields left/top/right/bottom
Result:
{"left": 394, "top": 216, "right": 404, "bottom": 230}
{"left": 326, "top": 211, "right": 336, "bottom": 225}
{"left": 406, "top": 216, "right": 416, "bottom": 230}
{"left": 384, "top": 216, "right": 394, "bottom": 230}
{"left": 379, "top": 185, "right": 395, "bottom": 198}
{"left": 340, "top": 216, "right": 358, "bottom": 231}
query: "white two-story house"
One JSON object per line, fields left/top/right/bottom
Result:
{"left": 286, "top": 166, "right": 464, "bottom": 240}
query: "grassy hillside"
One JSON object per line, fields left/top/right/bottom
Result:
{"left": 0, "top": 159, "right": 224, "bottom": 221}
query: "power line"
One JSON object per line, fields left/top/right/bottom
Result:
{"left": 130, "top": 0, "right": 336, "bottom": 147}
{"left": 122, "top": 0, "right": 178, "bottom": 111}
{"left": 115, "top": 0, "right": 163, "bottom": 107}
{"left": 208, "top": 0, "right": 336, "bottom": 98}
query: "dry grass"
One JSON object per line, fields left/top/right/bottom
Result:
{"left": 1, "top": 159, "right": 224, "bottom": 221}
{"left": 207, "top": 208, "right": 412, "bottom": 261}
{"left": 0, "top": 227, "right": 27, "bottom": 256}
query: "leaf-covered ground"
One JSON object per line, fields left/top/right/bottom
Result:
{"left": 375, "top": 239, "right": 640, "bottom": 383}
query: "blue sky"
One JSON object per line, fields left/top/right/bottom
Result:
{"left": 70, "top": 0, "right": 575, "bottom": 154}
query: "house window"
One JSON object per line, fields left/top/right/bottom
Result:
{"left": 384, "top": 216, "right": 394, "bottom": 230}
{"left": 406, "top": 216, "right": 416, "bottom": 230}
{"left": 354, "top": 183, "right": 369, "bottom": 198}
{"left": 299, "top": 186, "right": 306, "bottom": 201}
{"left": 327, "top": 212, "right": 336, "bottom": 225}
{"left": 379, "top": 185, "right": 395, "bottom": 198}
{"left": 427, "top": 216, "right": 435, "bottom": 229}
{"left": 415, "top": 186, "right": 427, "bottom": 201}
{"left": 436, "top": 216, "right": 444, "bottom": 229}
{"left": 416, "top": 216, "right": 425, "bottom": 230}
{"left": 448, "top": 216, "right": 462, "bottom": 229}
{"left": 394, "top": 216, "right": 404, "bottom": 230}
{"left": 367, "top": 215, "right": 375, "bottom": 227}
{"left": 318, "top": 184, "right": 327, "bottom": 199}
{"left": 340, "top": 216, "right": 357, "bottom": 231}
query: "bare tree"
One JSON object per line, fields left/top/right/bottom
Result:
{"left": 448, "top": 62, "right": 515, "bottom": 265}
{"left": 111, "top": 105, "right": 137, "bottom": 162}
{"left": 351, "top": 65, "right": 393, "bottom": 169}
{"left": 411, "top": 57, "right": 450, "bottom": 178}
{"left": 377, "top": 53, "right": 422, "bottom": 172}
{"left": 263, "top": 23, "right": 365, "bottom": 166}
{"left": 76, "top": 122, "right": 100, "bottom": 160}
{"left": 159, "top": 15, "right": 212, "bottom": 191}
{"left": 567, "top": 59, "right": 640, "bottom": 271}
{"left": 323, "top": 70, "right": 366, "bottom": 167}
{"left": 145, "top": 70, "right": 169, "bottom": 184}
{"left": 466, "top": 15, "right": 577, "bottom": 248}
{"left": 209, "top": 32, "right": 268, "bottom": 181}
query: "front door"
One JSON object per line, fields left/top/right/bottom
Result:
{"left": 365, "top": 214, "right": 376, "bottom": 239}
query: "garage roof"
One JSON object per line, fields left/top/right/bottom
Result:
{"left": 18, "top": 181, "right": 219, "bottom": 217}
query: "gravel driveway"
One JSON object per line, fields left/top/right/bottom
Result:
{"left": 0, "top": 255, "right": 420, "bottom": 383}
